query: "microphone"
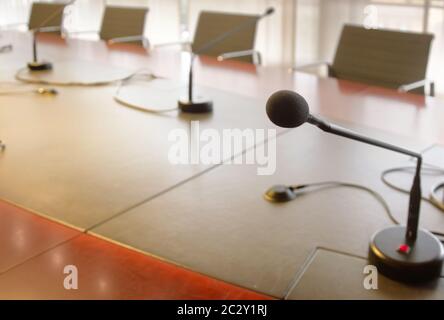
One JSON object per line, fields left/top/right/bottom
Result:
{"left": 28, "top": 26, "right": 61, "bottom": 71}
{"left": 178, "top": 7, "right": 275, "bottom": 113}
{"left": 263, "top": 7, "right": 275, "bottom": 16}
{"left": 266, "top": 90, "right": 444, "bottom": 283}
{"left": 27, "top": 0, "right": 75, "bottom": 72}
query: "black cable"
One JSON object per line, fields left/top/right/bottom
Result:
{"left": 290, "top": 181, "right": 397, "bottom": 224}
{"left": 0, "top": 44, "right": 12, "bottom": 53}
{"left": 0, "top": 87, "right": 58, "bottom": 96}
{"left": 430, "top": 182, "right": 444, "bottom": 212}
{"left": 114, "top": 70, "right": 179, "bottom": 113}
{"left": 381, "top": 165, "right": 444, "bottom": 211}
{"left": 380, "top": 165, "right": 444, "bottom": 240}
{"left": 15, "top": 64, "right": 159, "bottom": 87}
{"left": 289, "top": 181, "right": 444, "bottom": 242}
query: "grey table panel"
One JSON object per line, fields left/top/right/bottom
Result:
{"left": 0, "top": 83, "right": 277, "bottom": 229}
{"left": 91, "top": 123, "right": 444, "bottom": 298}
{"left": 287, "top": 248, "right": 444, "bottom": 299}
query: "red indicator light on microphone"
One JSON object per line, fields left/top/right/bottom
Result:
{"left": 397, "top": 244, "right": 411, "bottom": 254}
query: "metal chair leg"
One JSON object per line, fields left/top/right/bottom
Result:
{"left": 255, "top": 51, "right": 262, "bottom": 65}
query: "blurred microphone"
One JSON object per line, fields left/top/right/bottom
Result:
{"left": 27, "top": 0, "right": 75, "bottom": 71}
{"left": 28, "top": 26, "right": 61, "bottom": 71}
{"left": 266, "top": 90, "right": 444, "bottom": 283}
{"left": 193, "top": 7, "right": 275, "bottom": 57}
{"left": 179, "top": 7, "right": 275, "bottom": 113}
{"left": 264, "top": 7, "right": 275, "bottom": 16}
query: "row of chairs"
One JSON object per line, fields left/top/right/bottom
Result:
{"left": 2, "top": 1, "right": 435, "bottom": 96}
{"left": 3, "top": 2, "right": 262, "bottom": 64}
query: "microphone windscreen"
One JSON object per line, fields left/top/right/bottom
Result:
{"left": 266, "top": 90, "right": 310, "bottom": 128}
{"left": 265, "top": 7, "right": 275, "bottom": 16}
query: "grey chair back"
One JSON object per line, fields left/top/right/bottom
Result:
{"left": 331, "top": 24, "right": 433, "bottom": 94}
{"left": 99, "top": 6, "right": 148, "bottom": 44}
{"left": 192, "top": 11, "right": 259, "bottom": 63}
{"left": 28, "top": 1, "right": 68, "bottom": 32}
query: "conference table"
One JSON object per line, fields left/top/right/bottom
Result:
{"left": 0, "top": 31, "right": 444, "bottom": 299}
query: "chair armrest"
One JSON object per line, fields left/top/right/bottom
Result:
{"left": 108, "top": 35, "right": 151, "bottom": 49}
{"left": 217, "top": 49, "right": 262, "bottom": 65}
{"left": 152, "top": 41, "right": 191, "bottom": 49}
{"left": 0, "top": 44, "right": 13, "bottom": 53}
{"left": 107, "top": 35, "right": 145, "bottom": 44}
{"left": 290, "top": 61, "right": 330, "bottom": 72}
{"left": 33, "top": 26, "right": 62, "bottom": 33}
{"left": 66, "top": 30, "right": 100, "bottom": 41}
{"left": 67, "top": 29, "right": 99, "bottom": 35}
{"left": 399, "top": 79, "right": 435, "bottom": 97}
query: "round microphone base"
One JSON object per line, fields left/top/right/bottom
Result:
{"left": 264, "top": 185, "right": 297, "bottom": 203}
{"left": 27, "top": 61, "right": 53, "bottom": 71}
{"left": 178, "top": 99, "right": 213, "bottom": 113}
{"left": 369, "top": 226, "right": 444, "bottom": 283}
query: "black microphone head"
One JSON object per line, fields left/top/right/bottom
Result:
{"left": 266, "top": 90, "right": 310, "bottom": 128}
{"left": 264, "top": 7, "right": 275, "bottom": 16}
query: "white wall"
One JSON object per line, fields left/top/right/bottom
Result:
{"left": 0, "top": 0, "right": 33, "bottom": 26}
{"left": 295, "top": 0, "right": 368, "bottom": 64}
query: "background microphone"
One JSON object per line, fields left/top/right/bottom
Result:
{"left": 27, "top": 0, "right": 75, "bottom": 71}
{"left": 266, "top": 90, "right": 444, "bottom": 283}
{"left": 263, "top": 7, "right": 275, "bottom": 16}
{"left": 178, "top": 7, "right": 275, "bottom": 113}
{"left": 28, "top": 26, "right": 61, "bottom": 71}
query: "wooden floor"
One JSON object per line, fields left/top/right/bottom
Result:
{"left": 0, "top": 201, "right": 270, "bottom": 299}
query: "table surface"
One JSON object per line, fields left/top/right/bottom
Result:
{"left": 1, "top": 31, "right": 444, "bottom": 299}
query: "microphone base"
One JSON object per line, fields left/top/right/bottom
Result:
{"left": 369, "top": 226, "right": 444, "bottom": 283}
{"left": 178, "top": 99, "right": 213, "bottom": 113}
{"left": 264, "top": 185, "right": 297, "bottom": 203}
{"left": 27, "top": 61, "right": 53, "bottom": 71}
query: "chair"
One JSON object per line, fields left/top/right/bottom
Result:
{"left": 192, "top": 11, "right": 261, "bottom": 64}
{"left": 28, "top": 1, "right": 68, "bottom": 33}
{"left": 156, "top": 11, "right": 262, "bottom": 65}
{"left": 293, "top": 24, "right": 435, "bottom": 96}
{"left": 99, "top": 6, "right": 149, "bottom": 45}
{"left": 0, "top": 1, "right": 70, "bottom": 34}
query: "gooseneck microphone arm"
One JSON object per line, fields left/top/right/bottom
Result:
{"left": 308, "top": 114, "right": 422, "bottom": 243}
{"left": 180, "top": 8, "right": 274, "bottom": 112}
{"left": 28, "top": 26, "right": 61, "bottom": 71}
{"left": 307, "top": 115, "right": 420, "bottom": 158}
{"left": 188, "top": 54, "right": 196, "bottom": 104}
{"left": 31, "top": 27, "right": 61, "bottom": 63}
{"left": 32, "top": 30, "right": 38, "bottom": 63}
